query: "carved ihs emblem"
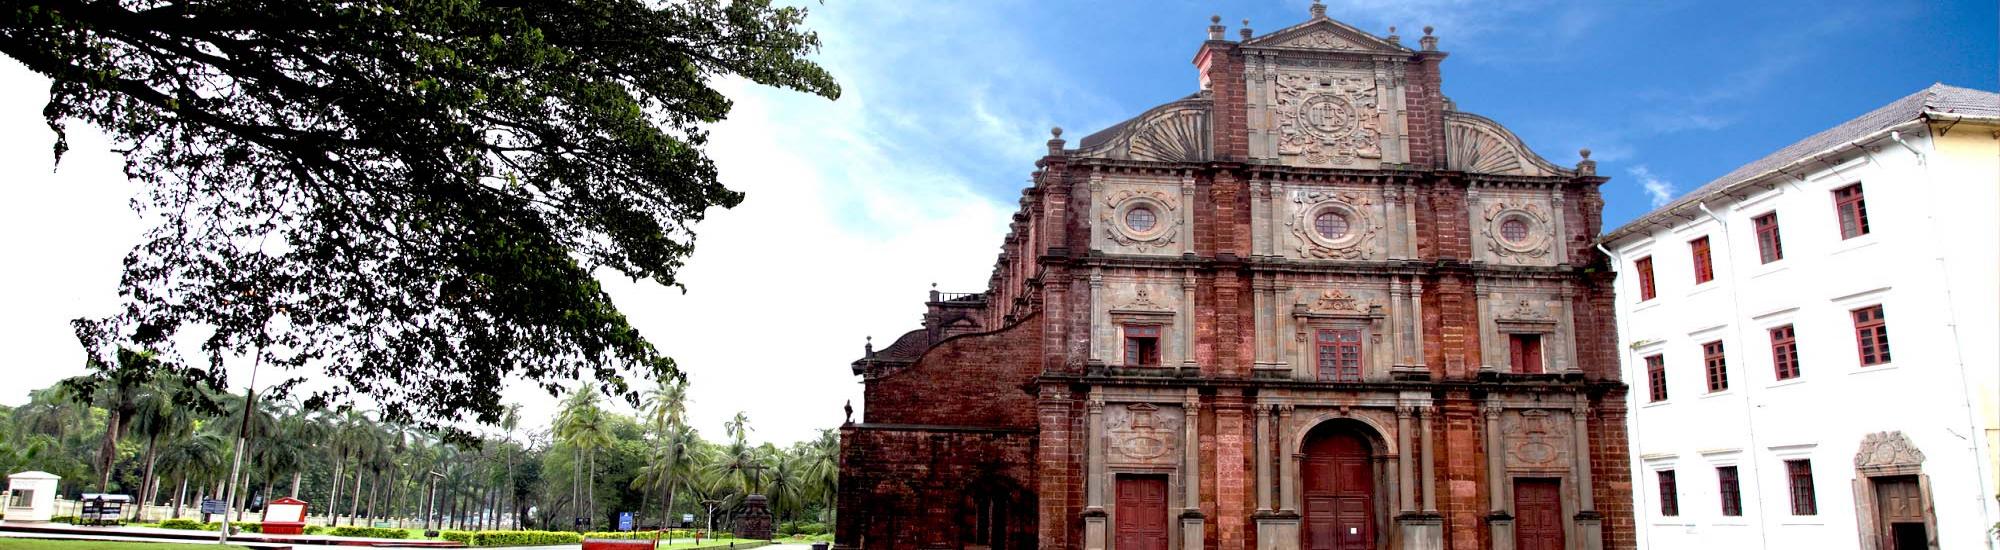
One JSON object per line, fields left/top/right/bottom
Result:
{"left": 1109, "top": 403, "right": 1174, "bottom": 463}
{"left": 1506, "top": 410, "right": 1564, "bottom": 466}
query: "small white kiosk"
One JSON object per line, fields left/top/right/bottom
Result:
{"left": 5, "top": 471, "right": 61, "bottom": 523}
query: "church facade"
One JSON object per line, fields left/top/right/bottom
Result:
{"left": 838, "top": 6, "right": 1633, "bottom": 550}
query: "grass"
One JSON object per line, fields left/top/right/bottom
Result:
{"left": 653, "top": 539, "right": 764, "bottom": 550}
{"left": 0, "top": 540, "right": 249, "bottom": 550}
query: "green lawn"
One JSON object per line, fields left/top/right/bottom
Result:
{"left": 0, "top": 540, "right": 248, "bottom": 550}
{"left": 653, "top": 539, "right": 763, "bottom": 550}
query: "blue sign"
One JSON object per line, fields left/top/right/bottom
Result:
{"left": 199, "top": 499, "right": 227, "bottom": 515}
{"left": 618, "top": 512, "right": 634, "bottom": 532}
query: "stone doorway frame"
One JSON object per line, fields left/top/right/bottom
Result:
{"left": 1851, "top": 431, "right": 1939, "bottom": 550}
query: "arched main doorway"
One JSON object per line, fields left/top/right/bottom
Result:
{"left": 1300, "top": 423, "right": 1377, "bottom": 550}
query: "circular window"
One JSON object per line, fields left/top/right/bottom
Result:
{"left": 1314, "top": 211, "right": 1350, "bottom": 239}
{"left": 1500, "top": 218, "right": 1529, "bottom": 243}
{"left": 1125, "top": 206, "right": 1158, "bottom": 233}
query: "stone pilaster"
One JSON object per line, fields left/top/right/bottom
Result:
{"left": 1257, "top": 403, "right": 1300, "bottom": 550}
{"left": 1485, "top": 404, "right": 1514, "bottom": 550}
{"left": 1182, "top": 392, "right": 1204, "bottom": 550}
{"left": 1084, "top": 394, "right": 1107, "bottom": 550}
{"left": 1572, "top": 404, "right": 1602, "bottom": 550}
{"left": 1181, "top": 273, "right": 1199, "bottom": 372}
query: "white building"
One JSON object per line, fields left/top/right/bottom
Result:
{"left": 1599, "top": 83, "right": 2000, "bottom": 550}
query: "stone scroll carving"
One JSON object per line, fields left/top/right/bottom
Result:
{"left": 1502, "top": 410, "right": 1572, "bottom": 471}
{"left": 1102, "top": 189, "right": 1182, "bottom": 250}
{"left": 1114, "top": 287, "right": 1175, "bottom": 313}
{"left": 1280, "top": 30, "right": 1360, "bottom": 50}
{"left": 1106, "top": 403, "right": 1184, "bottom": 466}
{"left": 1288, "top": 190, "right": 1380, "bottom": 259}
{"left": 1275, "top": 74, "right": 1382, "bottom": 166}
{"left": 1482, "top": 201, "right": 1556, "bottom": 263}
{"left": 1854, "top": 431, "right": 1925, "bottom": 471}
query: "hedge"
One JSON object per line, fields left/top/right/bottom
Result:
{"left": 155, "top": 520, "right": 260, "bottom": 533}
{"left": 440, "top": 530, "right": 475, "bottom": 545}
{"left": 470, "top": 530, "right": 583, "bottom": 547}
{"left": 581, "top": 530, "right": 732, "bottom": 541}
{"left": 158, "top": 518, "right": 204, "bottom": 530}
{"left": 327, "top": 526, "right": 408, "bottom": 539}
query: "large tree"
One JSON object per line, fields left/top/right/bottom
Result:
{"left": 3, "top": 0, "right": 839, "bottom": 429}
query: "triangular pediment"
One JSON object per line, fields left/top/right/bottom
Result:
{"left": 1244, "top": 17, "right": 1408, "bottom": 53}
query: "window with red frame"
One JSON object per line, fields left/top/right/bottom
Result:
{"left": 1853, "top": 305, "right": 1891, "bottom": 366}
{"left": 1509, "top": 334, "right": 1544, "bottom": 374}
{"left": 1703, "top": 340, "right": 1729, "bottom": 392}
{"left": 1834, "top": 183, "right": 1870, "bottom": 239}
{"left": 1646, "top": 354, "right": 1668, "bottom": 402}
{"left": 1689, "top": 236, "right": 1714, "bottom": 283}
{"left": 1636, "top": 256, "right": 1657, "bottom": 300}
{"left": 1754, "top": 212, "right": 1784, "bottom": 263}
{"left": 1786, "top": 459, "right": 1818, "bottom": 515}
{"left": 1124, "top": 325, "right": 1162, "bottom": 366}
{"left": 1658, "top": 470, "right": 1680, "bottom": 516}
{"left": 1718, "top": 466, "right": 1743, "bottom": 516}
{"left": 1316, "top": 328, "right": 1362, "bottom": 382}
{"left": 1770, "top": 324, "right": 1800, "bottom": 380}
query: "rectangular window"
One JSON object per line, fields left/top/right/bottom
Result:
{"left": 1703, "top": 340, "right": 1729, "bottom": 392}
{"left": 1754, "top": 212, "right": 1784, "bottom": 263}
{"left": 1123, "top": 325, "right": 1161, "bottom": 367}
{"left": 1853, "top": 305, "right": 1891, "bottom": 366}
{"left": 1718, "top": 466, "right": 1743, "bottom": 516}
{"left": 1770, "top": 324, "right": 1800, "bottom": 380}
{"left": 1646, "top": 354, "right": 1668, "bottom": 402}
{"left": 1316, "top": 328, "right": 1362, "bottom": 383}
{"left": 1636, "top": 256, "right": 1657, "bottom": 301}
{"left": 1509, "top": 334, "right": 1544, "bottom": 374}
{"left": 1787, "top": 459, "right": 1818, "bottom": 515}
{"left": 1834, "top": 183, "right": 1870, "bottom": 239}
{"left": 1658, "top": 470, "right": 1680, "bottom": 517}
{"left": 1690, "top": 236, "right": 1715, "bottom": 284}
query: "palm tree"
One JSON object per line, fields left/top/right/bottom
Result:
{"left": 128, "top": 377, "right": 196, "bottom": 517}
{"left": 803, "top": 429, "right": 839, "bottom": 520}
{"left": 499, "top": 404, "right": 522, "bottom": 530}
{"left": 158, "top": 431, "right": 227, "bottom": 519}
{"left": 555, "top": 388, "right": 613, "bottom": 531}
{"left": 63, "top": 347, "right": 164, "bottom": 495}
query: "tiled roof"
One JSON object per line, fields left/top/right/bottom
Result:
{"left": 1603, "top": 83, "right": 1999, "bottom": 243}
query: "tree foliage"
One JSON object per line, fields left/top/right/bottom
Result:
{"left": 3, "top": 0, "right": 839, "bottom": 428}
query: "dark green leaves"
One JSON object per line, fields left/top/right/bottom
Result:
{"left": 5, "top": 0, "right": 838, "bottom": 431}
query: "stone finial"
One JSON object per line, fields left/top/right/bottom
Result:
{"left": 1208, "top": 15, "right": 1225, "bottom": 40}
{"left": 1047, "top": 126, "right": 1065, "bottom": 154}
{"left": 1387, "top": 26, "right": 1401, "bottom": 45}
{"left": 1576, "top": 148, "right": 1597, "bottom": 176}
{"left": 1420, "top": 25, "right": 1438, "bottom": 51}
{"left": 1310, "top": 0, "right": 1327, "bottom": 19}
{"left": 1240, "top": 19, "right": 1253, "bottom": 40}
{"left": 864, "top": 335, "right": 874, "bottom": 356}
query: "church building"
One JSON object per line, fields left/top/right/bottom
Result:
{"left": 838, "top": 5, "right": 1634, "bottom": 550}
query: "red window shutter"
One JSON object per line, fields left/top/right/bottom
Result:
{"left": 1703, "top": 341, "right": 1728, "bottom": 392}
{"left": 1718, "top": 466, "right": 1742, "bottom": 516}
{"left": 1852, "top": 305, "right": 1891, "bottom": 366}
{"left": 1635, "top": 257, "right": 1656, "bottom": 301}
{"left": 1786, "top": 460, "right": 1818, "bottom": 515}
{"left": 1646, "top": 354, "right": 1667, "bottom": 402}
{"left": 1770, "top": 325, "right": 1800, "bottom": 380}
{"left": 1658, "top": 470, "right": 1679, "bottom": 517}
{"left": 1834, "top": 184, "right": 1870, "bottom": 239}
{"left": 1690, "top": 236, "right": 1714, "bottom": 284}
{"left": 1754, "top": 213, "right": 1783, "bottom": 263}
{"left": 1316, "top": 329, "right": 1363, "bottom": 382}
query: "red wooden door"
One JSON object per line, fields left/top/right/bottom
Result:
{"left": 1116, "top": 476, "right": 1169, "bottom": 550}
{"left": 1513, "top": 478, "right": 1565, "bottom": 550}
{"left": 1302, "top": 430, "right": 1373, "bottom": 550}
{"left": 1875, "top": 476, "right": 1927, "bottom": 550}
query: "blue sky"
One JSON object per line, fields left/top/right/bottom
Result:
{"left": 2, "top": 0, "right": 1992, "bottom": 443}
{"left": 800, "top": 0, "right": 1998, "bottom": 229}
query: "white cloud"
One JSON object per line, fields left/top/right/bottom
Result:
{"left": 1627, "top": 165, "right": 1677, "bottom": 208}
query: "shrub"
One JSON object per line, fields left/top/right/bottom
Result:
{"left": 49, "top": 516, "right": 80, "bottom": 524}
{"left": 158, "top": 518, "right": 204, "bottom": 530}
{"left": 779, "top": 521, "right": 827, "bottom": 536}
{"left": 440, "top": 530, "right": 475, "bottom": 544}
{"left": 470, "top": 530, "right": 582, "bottom": 547}
{"left": 303, "top": 525, "right": 325, "bottom": 535}
{"left": 328, "top": 526, "right": 408, "bottom": 539}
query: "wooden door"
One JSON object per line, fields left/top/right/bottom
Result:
{"left": 1875, "top": 476, "right": 1927, "bottom": 550}
{"left": 1513, "top": 478, "right": 1566, "bottom": 550}
{"left": 1115, "top": 476, "right": 1169, "bottom": 550}
{"left": 1302, "top": 430, "right": 1374, "bottom": 550}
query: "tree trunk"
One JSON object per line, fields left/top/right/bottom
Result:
{"left": 328, "top": 457, "right": 345, "bottom": 525}
{"left": 139, "top": 432, "right": 160, "bottom": 518}
{"left": 586, "top": 450, "right": 597, "bottom": 531}
{"left": 233, "top": 468, "right": 251, "bottom": 521}
{"left": 366, "top": 470, "right": 379, "bottom": 522}
{"left": 97, "top": 411, "right": 122, "bottom": 497}
{"left": 347, "top": 467, "right": 364, "bottom": 526}
{"left": 172, "top": 476, "right": 188, "bottom": 518}
{"left": 290, "top": 471, "right": 302, "bottom": 498}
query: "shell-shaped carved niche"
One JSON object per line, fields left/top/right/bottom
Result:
{"left": 1444, "top": 112, "right": 1567, "bottom": 177}
{"left": 1074, "top": 98, "right": 1211, "bottom": 163}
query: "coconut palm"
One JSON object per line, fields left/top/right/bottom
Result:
{"left": 555, "top": 388, "right": 613, "bottom": 531}
{"left": 158, "top": 431, "right": 227, "bottom": 518}
{"left": 128, "top": 377, "right": 197, "bottom": 515}
{"left": 62, "top": 347, "right": 165, "bottom": 495}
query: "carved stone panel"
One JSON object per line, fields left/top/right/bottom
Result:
{"left": 1273, "top": 73, "right": 1382, "bottom": 167}
{"left": 1286, "top": 189, "right": 1383, "bottom": 260}
{"left": 1106, "top": 403, "right": 1186, "bottom": 467}
{"left": 1854, "top": 431, "right": 1925, "bottom": 473}
{"left": 1100, "top": 185, "right": 1183, "bottom": 254}
{"left": 1501, "top": 409, "right": 1572, "bottom": 472}
{"left": 1476, "top": 197, "right": 1558, "bottom": 266}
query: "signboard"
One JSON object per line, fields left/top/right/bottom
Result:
{"left": 618, "top": 512, "right": 634, "bottom": 531}
{"left": 681, "top": 514, "right": 694, "bottom": 528}
{"left": 200, "top": 499, "right": 227, "bottom": 515}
